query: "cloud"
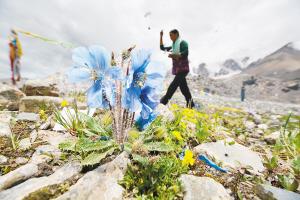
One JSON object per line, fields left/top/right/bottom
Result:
{"left": 0, "top": 0, "right": 300, "bottom": 79}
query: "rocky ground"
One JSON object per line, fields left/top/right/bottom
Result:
{"left": 0, "top": 75, "right": 299, "bottom": 200}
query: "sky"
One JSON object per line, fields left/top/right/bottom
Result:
{"left": 0, "top": 0, "right": 300, "bottom": 79}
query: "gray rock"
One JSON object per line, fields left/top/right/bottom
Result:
{"left": 245, "top": 121, "right": 256, "bottom": 130}
{"left": 0, "top": 163, "right": 38, "bottom": 191}
{"left": 30, "top": 130, "right": 38, "bottom": 143}
{"left": 0, "top": 84, "right": 25, "bottom": 111}
{"left": 38, "top": 130, "right": 74, "bottom": 148}
{"left": 19, "top": 96, "right": 69, "bottom": 113}
{"left": 264, "top": 131, "right": 280, "bottom": 145}
{"left": 22, "top": 79, "right": 59, "bottom": 97}
{"left": 31, "top": 145, "right": 61, "bottom": 165}
{"left": 154, "top": 104, "right": 175, "bottom": 121}
{"left": 258, "top": 124, "right": 269, "bottom": 130}
{"left": 255, "top": 184, "right": 300, "bottom": 200}
{"left": 0, "top": 145, "right": 62, "bottom": 191}
{"left": 194, "top": 139, "right": 265, "bottom": 172}
{"left": 286, "top": 81, "right": 299, "bottom": 90}
{"left": 16, "top": 112, "right": 39, "bottom": 122}
{"left": 18, "top": 138, "right": 31, "bottom": 150}
{"left": 0, "top": 121, "right": 11, "bottom": 137}
{"left": 0, "top": 162, "right": 81, "bottom": 200}
{"left": 15, "top": 157, "right": 29, "bottom": 165}
{"left": 180, "top": 175, "right": 231, "bottom": 200}
{"left": 56, "top": 152, "right": 130, "bottom": 200}
{"left": 0, "top": 155, "right": 8, "bottom": 164}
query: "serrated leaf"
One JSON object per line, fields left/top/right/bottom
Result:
{"left": 144, "top": 142, "right": 174, "bottom": 152}
{"left": 132, "top": 154, "right": 149, "bottom": 166}
{"left": 76, "top": 138, "right": 114, "bottom": 153}
{"left": 59, "top": 139, "right": 77, "bottom": 152}
{"left": 81, "top": 147, "right": 115, "bottom": 166}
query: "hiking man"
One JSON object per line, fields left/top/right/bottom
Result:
{"left": 159, "top": 29, "right": 194, "bottom": 108}
{"left": 9, "top": 29, "right": 23, "bottom": 85}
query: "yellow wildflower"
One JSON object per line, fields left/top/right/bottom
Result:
{"left": 170, "top": 103, "right": 179, "bottom": 110}
{"left": 39, "top": 109, "right": 47, "bottom": 121}
{"left": 182, "top": 150, "right": 195, "bottom": 166}
{"left": 172, "top": 131, "right": 183, "bottom": 141}
{"left": 164, "top": 137, "right": 172, "bottom": 144}
{"left": 61, "top": 100, "right": 69, "bottom": 107}
{"left": 179, "top": 121, "right": 187, "bottom": 129}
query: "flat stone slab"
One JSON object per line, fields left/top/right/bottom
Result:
{"left": 255, "top": 184, "right": 300, "bottom": 200}
{"left": 56, "top": 152, "right": 130, "bottom": 200}
{"left": 19, "top": 96, "right": 66, "bottom": 113}
{"left": 0, "top": 84, "right": 25, "bottom": 111}
{"left": 0, "top": 163, "right": 39, "bottom": 191}
{"left": 0, "top": 162, "right": 81, "bottom": 200}
{"left": 194, "top": 139, "right": 265, "bottom": 172}
{"left": 38, "top": 130, "right": 74, "bottom": 148}
{"left": 0, "top": 121, "right": 11, "bottom": 137}
{"left": 16, "top": 112, "right": 39, "bottom": 122}
{"left": 180, "top": 175, "right": 231, "bottom": 200}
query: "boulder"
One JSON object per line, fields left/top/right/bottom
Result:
{"left": 0, "top": 163, "right": 39, "bottom": 191}
{"left": 154, "top": 104, "right": 175, "bottom": 121}
{"left": 56, "top": 152, "right": 130, "bottom": 200}
{"left": 180, "top": 175, "right": 231, "bottom": 200}
{"left": 0, "top": 162, "right": 81, "bottom": 200}
{"left": 18, "top": 138, "right": 31, "bottom": 150}
{"left": 22, "top": 79, "right": 59, "bottom": 96}
{"left": 19, "top": 96, "right": 65, "bottom": 113}
{"left": 16, "top": 112, "right": 39, "bottom": 122}
{"left": 194, "top": 139, "right": 265, "bottom": 173}
{"left": 264, "top": 131, "right": 280, "bottom": 145}
{"left": 286, "top": 81, "right": 299, "bottom": 90}
{"left": 0, "top": 121, "right": 11, "bottom": 137}
{"left": 255, "top": 184, "right": 300, "bottom": 200}
{"left": 15, "top": 157, "right": 29, "bottom": 165}
{"left": 0, "top": 84, "right": 25, "bottom": 111}
{"left": 257, "top": 124, "right": 268, "bottom": 130}
{"left": 0, "top": 155, "right": 8, "bottom": 165}
{"left": 244, "top": 121, "right": 256, "bottom": 130}
{"left": 37, "top": 130, "right": 74, "bottom": 148}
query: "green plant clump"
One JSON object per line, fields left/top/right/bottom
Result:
{"left": 120, "top": 155, "right": 188, "bottom": 200}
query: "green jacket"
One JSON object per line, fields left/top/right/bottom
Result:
{"left": 160, "top": 40, "right": 189, "bottom": 58}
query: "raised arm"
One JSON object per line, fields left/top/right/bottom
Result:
{"left": 160, "top": 30, "right": 172, "bottom": 51}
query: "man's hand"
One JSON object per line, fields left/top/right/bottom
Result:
{"left": 160, "top": 30, "right": 163, "bottom": 37}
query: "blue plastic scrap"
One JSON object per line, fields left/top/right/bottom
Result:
{"left": 198, "top": 155, "right": 228, "bottom": 173}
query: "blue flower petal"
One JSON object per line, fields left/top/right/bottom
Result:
{"left": 68, "top": 66, "right": 91, "bottom": 83}
{"left": 136, "top": 112, "right": 157, "bottom": 131}
{"left": 72, "top": 47, "right": 93, "bottom": 68}
{"left": 88, "top": 45, "right": 110, "bottom": 72}
{"left": 131, "top": 49, "right": 151, "bottom": 72}
{"left": 86, "top": 80, "right": 109, "bottom": 109}
{"left": 108, "top": 66, "right": 123, "bottom": 80}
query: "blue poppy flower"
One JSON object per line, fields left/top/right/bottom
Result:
{"left": 68, "top": 45, "right": 122, "bottom": 108}
{"left": 123, "top": 49, "right": 165, "bottom": 130}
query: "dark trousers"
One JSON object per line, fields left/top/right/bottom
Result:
{"left": 160, "top": 73, "right": 194, "bottom": 107}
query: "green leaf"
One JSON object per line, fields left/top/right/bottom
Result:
{"left": 76, "top": 138, "right": 114, "bottom": 153}
{"left": 81, "top": 147, "right": 115, "bottom": 166}
{"left": 293, "top": 133, "right": 300, "bottom": 152}
{"left": 132, "top": 154, "right": 149, "bottom": 166}
{"left": 292, "top": 156, "right": 300, "bottom": 176}
{"left": 144, "top": 142, "right": 174, "bottom": 152}
{"left": 195, "top": 120, "right": 210, "bottom": 143}
{"left": 278, "top": 174, "right": 299, "bottom": 192}
{"left": 59, "top": 139, "right": 77, "bottom": 152}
